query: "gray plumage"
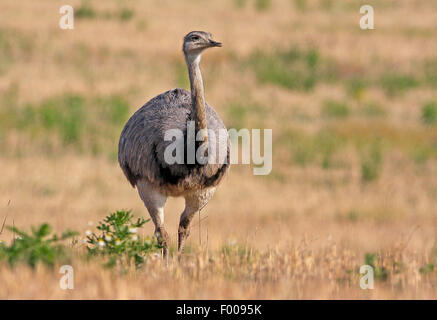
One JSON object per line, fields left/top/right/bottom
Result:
{"left": 118, "top": 88, "right": 230, "bottom": 195}
{"left": 117, "top": 31, "right": 229, "bottom": 258}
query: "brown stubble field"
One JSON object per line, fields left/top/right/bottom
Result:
{"left": 0, "top": 0, "right": 437, "bottom": 299}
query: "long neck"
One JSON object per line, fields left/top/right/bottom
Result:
{"left": 185, "top": 52, "right": 208, "bottom": 143}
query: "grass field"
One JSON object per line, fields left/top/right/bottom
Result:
{"left": 1, "top": 0, "right": 437, "bottom": 299}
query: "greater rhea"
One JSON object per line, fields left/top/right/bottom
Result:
{"left": 118, "top": 31, "right": 230, "bottom": 258}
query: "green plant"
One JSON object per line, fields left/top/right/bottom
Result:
{"left": 86, "top": 210, "right": 160, "bottom": 268}
{"left": 360, "top": 102, "right": 386, "bottom": 118}
{"left": 1, "top": 93, "right": 130, "bottom": 156}
{"left": 347, "top": 210, "right": 359, "bottom": 222}
{"left": 294, "top": 0, "right": 308, "bottom": 11}
{"left": 227, "top": 103, "right": 247, "bottom": 129}
{"left": 322, "top": 100, "right": 349, "bottom": 118}
{"left": 421, "top": 101, "right": 437, "bottom": 125}
{"left": 346, "top": 78, "right": 369, "bottom": 100}
{"left": 136, "top": 19, "right": 148, "bottom": 31}
{"left": 424, "top": 60, "right": 437, "bottom": 86}
{"left": 233, "top": 0, "right": 247, "bottom": 8}
{"left": 280, "top": 128, "right": 343, "bottom": 168}
{"left": 45, "top": 95, "right": 84, "bottom": 144}
{"left": 100, "top": 95, "right": 130, "bottom": 125}
{"left": 248, "top": 47, "right": 330, "bottom": 91}
{"left": 75, "top": 2, "right": 133, "bottom": 22}
{"left": 174, "top": 61, "right": 190, "bottom": 89}
{"left": 379, "top": 73, "right": 419, "bottom": 96}
{"left": 360, "top": 140, "right": 383, "bottom": 182}
{"left": 320, "top": 0, "right": 334, "bottom": 10}
{"left": 419, "top": 263, "right": 435, "bottom": 274}
{"left": 364, "top": 253, "right": 388, "bottom": 281}
{"left": 226, "top": 100, "right": 265, "bottom": 129}
{"left": 255, "top": 0, "right": 271, "bottom": 11}
{"left": 75, "top": 2, "right": 97, "bottom": 19}
{"left": 221, "top": 241, "right": 258, "bottom": 265}
{"left": 0, "top": 224, "right": 78, "bottom": 268}
{"left": 119, "top": 8, "right": 134, "bottom": 21}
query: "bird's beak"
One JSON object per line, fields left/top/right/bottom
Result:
{"left": 208, "top": 39, "right": 222, "bottom": 47}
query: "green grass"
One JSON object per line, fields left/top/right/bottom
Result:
{"left": 99, "top": 95, "right": 130, "bottom": 125}
{"left": 359, "top": 102, "right": 387, "bottom": 118}
{"left": 379, "top": 73, "right": 419, "bottom": 96}
{"left": 248, "top": 46, "right": 335, "bottom": 91}
{"left": 75, "top": 2, "right": 134, "bottom": 22}
{"left": 0, "top": 29, "right": 33, "bottom": 75}
{"left": 424, "top": 60, "right": 437, "bottom": 86}
{"left": 0, "top": 93, "right": 130, "bottom": 156}
{"left": 322, "top": 100, "right": 350, "bottom": 118}
{"left": 174, "top": 61, "right": 190, "bottom": 89}
{"left": 102, "top": 8, "right": 135, "bottom": 21}
{"left": 221, "top": 241, "right": 258, "bottom": 265}
{"left": 317, "top": 130, "right": 344, "bottom": 169}
{"left": 255, "top": 0, "right": 271, "bottom": 11}
{"left": 419, "top": 263, "right": 435, "bottom": 274}
{"left": 360, "top": 140, "right": 383, "bottom": 183}
{"left": 227, "top": 103, "right": 247, "bottom": 129}
{"left": 75, "top": 3, "right": 97, "bottom": 19}
{"left": 38, "top": 95, "right": 84, "bottom": 144}
{"left": 119, "top": 8, "right": 134, "bottom": 21}
{"left": 279, "top": 128, "right": 344, "bottom": 168}
{"left": 346, "top": 78, "right": 369, "bottom": 100}
{"left": 226, "top": 100, "right": 266, "bottom": 129}
{"left": 294, "top": 0, "right": 308, "bottom": 12}
{"left": 320, "top": 0, "right": 334, "bottom": 10}
{"left": 364, "top": 253, "right": 388, "bottom": 281}
{"left": 347, "top": 210, "right": 359, "bottom": 222}
{"left": 278, "top": 121, "right": 437, "bottom": 168}
{"left": 136, "top": 19, "right": 148, "bottom": 31}
{"left": 341, "top": 61, "right": 437, "bottom": 97}
{"left": 421, "top": 101, "right": 437, "bottom": 125}
{"left": 233, "top": 0, "right": 247, "bottom": 8}
{"left": 0, "top": 30, "right": 13, "bottom": 74}
{"left": 411, "top": 144, "right": 436, "bottom": 164}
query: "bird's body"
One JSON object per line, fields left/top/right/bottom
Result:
{"left": 118, "top": 88, "right": 229, "bottom": 197}
{"left": 118, "top": 31, "right": 229, "bottom": 257}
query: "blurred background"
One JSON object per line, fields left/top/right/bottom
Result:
{"left": 0, "top": 0, "right": 437, "bottom": 298}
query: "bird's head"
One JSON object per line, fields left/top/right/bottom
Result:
{"left": 183, "top": 31, "right": 222, "bottom": 57}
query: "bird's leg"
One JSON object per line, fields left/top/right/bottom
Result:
{"left": 155, "top": 225, "right": 170, "bottom": 258}
{"left": 178, "top": 189, "right": 215, "bottom": 257}
{"left": 178, "top": 205, "right": 197, "bottom": 256}
{"left": 136, "top": 179, "right": 168, "bottom": 259}
{"left": 147, "top": 208, "right": 170, "bottom": 259}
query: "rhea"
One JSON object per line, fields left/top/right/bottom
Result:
{"left": 118, "top": 31, "right": 230, "bottom": 257}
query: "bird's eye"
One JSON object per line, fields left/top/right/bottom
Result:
{"left": 191, "top": 36, "right": 200, "bottom": 41}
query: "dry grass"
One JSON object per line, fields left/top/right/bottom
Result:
{"left": 1, "top": 0, "right": 437, "bottom": 299}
